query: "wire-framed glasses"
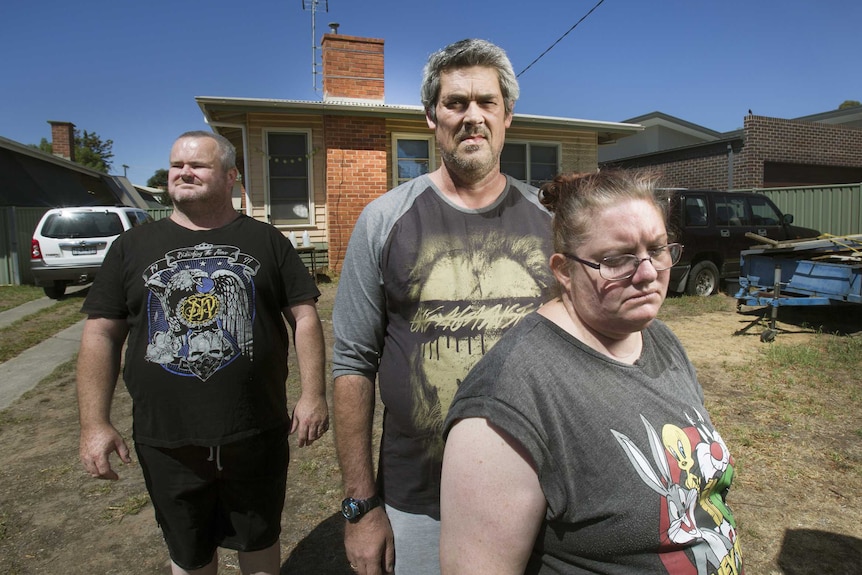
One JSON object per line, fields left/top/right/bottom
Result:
{"left": 563, "top": 243, "right": 684, "bottom": 281}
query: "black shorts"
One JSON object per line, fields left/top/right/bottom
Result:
{"left": 136, "top": 426, "right": 289, "bottom": 570}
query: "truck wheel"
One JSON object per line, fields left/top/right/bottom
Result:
{"left": 685, "top": 261, "right": 719, "bottom": 296}
{"left": 43, "top": 281, "right": 67, "bottom": 299}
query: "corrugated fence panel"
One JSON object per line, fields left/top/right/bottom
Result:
{"left": 1, "top": 207, "right": 50, "bottom": 285}
{"left": 742, "top": 184, "right": 862, "bottom": 237}
{"left": 146, "top": 208, "right": 174, "bottom": 221}
{"left": 0, "top": 209, "right": 12, "bottom": 284}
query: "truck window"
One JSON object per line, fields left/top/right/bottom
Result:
{"left": 715, "top": 197, "right": 748, "bottom": 226}
{"left": 747, "top": 196, "right": 781, "bottom": 226}
{"left": 684, "top": 197, "right": 707, "bottom": 226}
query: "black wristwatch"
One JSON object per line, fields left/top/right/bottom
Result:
{"left": 341, "top": 495, "right": 382, "bottom": 523}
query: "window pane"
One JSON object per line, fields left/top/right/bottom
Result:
{"left": 531, "top": 145, "right": 557, "bottom": 163}
{"left": 268, "top": 133, "right": 310, "bottom": 225}
{"left": 397, "top": 139, "right": 429, "bottom": 159}
{"left": 529, "top": 144, "right": 558, "bottom": 186}
{"left": 529, "top": 163, "right": 557, "bottom": 185}
{"left": 270, "top": 179, "right": 310, "bottom": 224}
{"left": 398, "top": 159, "right": 429, "bottom": 180}
{"left": 395, "top": 138, "right": 431, "bottom": 184}
{"left": 501, "top": 143, "right": 526, "bottom": 180}
{"left": 269, "top": 134, "right": 307, "bottom": 176}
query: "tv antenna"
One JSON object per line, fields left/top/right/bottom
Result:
{"left": 302, "top": 0, "right": 329, "bottom": 93}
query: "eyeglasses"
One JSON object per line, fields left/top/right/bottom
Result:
{"left": 563, "top": 243, "right": 684, "bottom": 281}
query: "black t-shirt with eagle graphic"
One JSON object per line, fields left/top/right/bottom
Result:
{"left": 83, "top": 215, "right": 319, "bottom": 447}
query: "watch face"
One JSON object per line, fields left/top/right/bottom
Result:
{"left": 341, "top": 499, "right": 359, "bottom": 520}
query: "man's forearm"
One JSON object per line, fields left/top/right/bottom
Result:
{"left": 333, "top": 374, "right": 378, "bottom": 497}
{"left": 76, "top": 318, "right": 127, "bottom": 428}
{"left": 292, "top": 307, "right": 327, "bottom": 399}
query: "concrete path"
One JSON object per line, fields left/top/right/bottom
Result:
{"left": 0, "top": 296, "right": 59, "bottom": 329}
{"left": 0, "top": 285, "right": 91, "bottom": 410}
{"left": 0, "top": 320, "right": 86, "bottom": 410}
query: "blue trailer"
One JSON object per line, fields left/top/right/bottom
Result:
{"left": 734, "top": 233, "right": 862, "bottom": 341}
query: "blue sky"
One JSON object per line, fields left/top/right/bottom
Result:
{"left": 2, "top": 0, "right": 859, "bottom": 184}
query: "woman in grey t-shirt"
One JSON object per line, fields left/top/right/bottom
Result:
{"left": 441, "top": 169, "right": 744, "bottom": 575}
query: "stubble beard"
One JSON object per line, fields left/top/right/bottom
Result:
{"left": 440, "top": 142, "right": 498, "bottom": 183}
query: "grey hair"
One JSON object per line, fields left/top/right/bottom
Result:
{"left": 175, "top": 130, "right": 237, "bottom": 172}
{"left": 420, "top": 38, "right": 520, "bottom": 122}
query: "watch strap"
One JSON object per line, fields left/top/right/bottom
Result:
{"left": 342, "top": 495, "right": 382, "bottom": 522}
{"left": 357, "top": 495, "right": 381, "bottom": 514}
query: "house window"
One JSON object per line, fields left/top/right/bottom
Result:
{"left": 393, "top": 134, "right": 435, "bottom": 186}
{"left": 501, "top": 142, "right": 560, "bottom": 187}
{"left": 267, "top": 131, "right": 312, "bottom": 226}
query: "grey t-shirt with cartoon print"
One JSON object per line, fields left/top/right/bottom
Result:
{"left": 445, "top": 313, "right": 744, "bottom": 574}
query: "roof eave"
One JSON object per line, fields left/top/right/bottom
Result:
{"left": 0, "top": 134, "right": 108, "bottom": 178}
{"left": 195, "top": 96, "right": 643, "bottom": 141}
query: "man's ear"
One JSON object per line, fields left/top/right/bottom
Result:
{"left": 426, "top": 108, "right": 437, "bottom": 130}
{"left": 504, "top": 103, "right": 514, "bottom": 128}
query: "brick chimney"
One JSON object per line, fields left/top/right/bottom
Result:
{"left": 48, "top": 121, "right": 76, "bottom": 162}
{"left": 321, "top": 31, "right": 384, "bottom": 103}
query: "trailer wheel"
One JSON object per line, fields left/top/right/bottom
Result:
{"left": 760, "top": 328, "right": 777, "bottom": 343}
{"left": 685, "top": 261, "right": 720, "bottom": 296}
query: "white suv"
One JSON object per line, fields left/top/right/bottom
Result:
{"left": 30, "top": 206, "right": 154, "bottom": 298}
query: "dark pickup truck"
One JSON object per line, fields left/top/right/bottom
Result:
{"left": 667, "top": 190, "right": 820, "bottom": 296}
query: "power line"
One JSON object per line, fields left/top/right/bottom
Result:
{"left": 516, "top": 0, "right": 607, "bottom": 78}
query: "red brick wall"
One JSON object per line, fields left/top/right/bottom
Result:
{"left": 325, "top": 115, "right": 388, "bottom": 271}
{"left": 617, "top": 116, "right": 862, "bottom": 190}
{"left": 48, "top": 121, "right": 75, "bottom": 162}
{"left": 321, "top": 34, "right": 385, "bottom": 101}
{"left": 653, "top": 152, "right": 733, "bottom": 190}
{"left": 737, "top": 115, "right": 862, "bottom": 188}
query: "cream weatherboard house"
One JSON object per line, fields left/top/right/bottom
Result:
{"left": 195, "top": 32, "right": 641, "bottom": 273}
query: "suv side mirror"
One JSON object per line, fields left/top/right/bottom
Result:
{"left": 782, "top": 213, "right": 794, "bottom": 225}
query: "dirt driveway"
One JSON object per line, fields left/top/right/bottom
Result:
{"left": 0, "top": 283, "right": 860, "bottom": 574}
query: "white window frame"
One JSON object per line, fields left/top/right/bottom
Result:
{"left": 264, "top": 128, "right": 315, "bottom": 228}
{"left": 501, "top": 140, "right": 561, "bottom": 187}
{"left": 391, "top": 132, "right": 436, "bottom": 187}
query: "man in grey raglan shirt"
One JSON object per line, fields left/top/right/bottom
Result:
{"left": 331, "top": 39, "right": 554, "bottom": 575}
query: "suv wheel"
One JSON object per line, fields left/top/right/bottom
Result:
{"left": 43, "top": 281, "right": 68, "bottom": 300}
{"left": 686, "top": 261, "right": 719, "bottom": 296}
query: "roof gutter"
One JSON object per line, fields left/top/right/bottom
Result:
{"left": 195, "top": 96, "right": 643, "bottom": 143}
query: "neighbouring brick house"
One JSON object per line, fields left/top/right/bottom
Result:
{"left": 196, "top": 32, "right": 641, "bottom": 273}
{"left": 598, "top": 108, "right": 862, "bottom": 190}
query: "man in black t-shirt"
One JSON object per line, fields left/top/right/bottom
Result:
{"left": 77, "top": 131, "right": 328, "bottom": 575}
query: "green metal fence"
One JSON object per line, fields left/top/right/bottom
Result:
{"left": 739, "top": 183, "right": 862, "bottom": 237}
{"left": 0, "top": 207, "right": 50, "bottom": 285}
{"left": 146, "top": 208, "right": 174, "bottom": 221}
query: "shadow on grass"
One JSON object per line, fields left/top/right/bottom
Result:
{"left": 282, "top": 512, "right": 353, "bottom": 575}
{"left": 778, "top": 529, "right": 862, "bottom": 575}
{"left": 734, "top": 301, "right": 862, "bottom": 337}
